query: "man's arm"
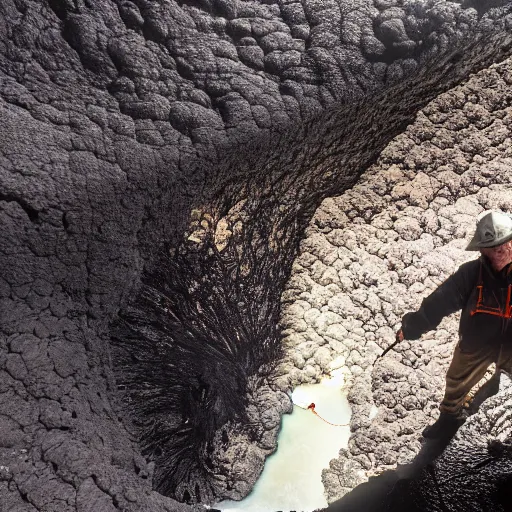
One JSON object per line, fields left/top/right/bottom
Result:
{"left": 401, "top": 259, "right": 479, "bottom": 340}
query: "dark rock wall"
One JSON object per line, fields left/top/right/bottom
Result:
{"left": 1, "top": 1, "right": 512, "bottom": 511}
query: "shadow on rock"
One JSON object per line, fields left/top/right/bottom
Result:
{"left": 320, "top": 437, "right": 453, "bottom": 512}
{"left": 321, "top": 378, "right": 508, "bottom": 512}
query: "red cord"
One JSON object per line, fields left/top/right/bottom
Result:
{"left": 296, "top": 402, "right": 349, "bottom": 427}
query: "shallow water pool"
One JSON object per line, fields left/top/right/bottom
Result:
{"left": 215, "top": 370, "right": 352, "bottom": 512}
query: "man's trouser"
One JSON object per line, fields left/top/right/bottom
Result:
{"left": 440, "top": 342, "right": 512, "bottom": 415}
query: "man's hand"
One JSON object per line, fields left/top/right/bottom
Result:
{"left": 396, "top": 329, "right": 404, "bottom": 343}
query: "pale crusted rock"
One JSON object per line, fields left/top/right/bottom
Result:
{"left": 280, "top": 55, "right": 512, "bottom": 506}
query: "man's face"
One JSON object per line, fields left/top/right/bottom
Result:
{"left": 480, "top": 240, "right": 512, "bottom": 271}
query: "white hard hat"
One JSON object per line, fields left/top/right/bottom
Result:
{"left": 466, "top": 210, "right": 512, "bottom": 251}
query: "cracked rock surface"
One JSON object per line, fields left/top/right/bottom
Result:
{"left": 277, "top": 54, "right": 512, "bottom": 508}
{"left": 2, "top": 1, "right": 512, "bottom": 511}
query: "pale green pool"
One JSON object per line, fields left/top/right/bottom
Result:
{"left": 215, "top": 370, "right": 352, "bottom": 512}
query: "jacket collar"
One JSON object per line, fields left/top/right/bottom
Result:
{"left": 480, "top": 255, "right": 512, "bottom": 281}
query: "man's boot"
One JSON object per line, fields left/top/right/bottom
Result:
{"left": 422, "top": 411, "right": 466, "bottom": 440}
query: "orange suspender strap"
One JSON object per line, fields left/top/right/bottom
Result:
{"left": 508, "top": 264, "right": 512, "bottom": 318}
{"left": 471, "top": 261, "right": 485, "bottom": 316}
{"left": 471, "top": 260, "right": 512, "bottom": 318}
{"left": 471, "top": 284, "right": 484, "bottom": 315}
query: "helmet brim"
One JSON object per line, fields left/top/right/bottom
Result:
{"left": 465, "top": 231, "right": 512, "bottom": 251}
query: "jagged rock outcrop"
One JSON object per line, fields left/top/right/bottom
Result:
{"left": 2, "top": 1, "right": 512, "bottom": 511}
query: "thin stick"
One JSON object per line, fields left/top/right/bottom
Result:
{"left": 374, "top": 339, "right": 401, "bottom": 364}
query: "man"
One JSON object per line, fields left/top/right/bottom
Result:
{"left": 397, "top": 210, "right": 512, "bottom": 439}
